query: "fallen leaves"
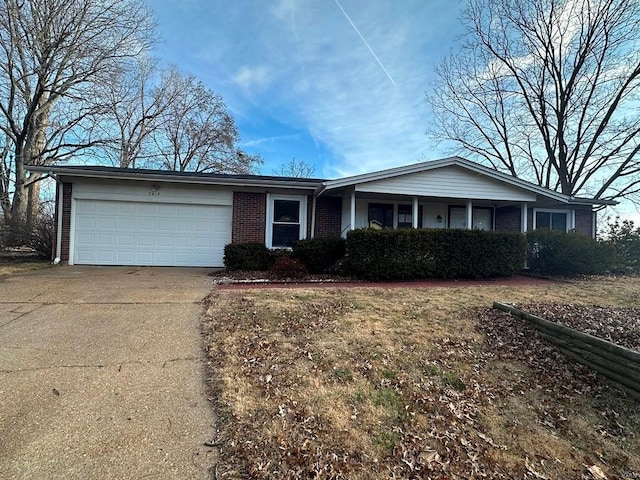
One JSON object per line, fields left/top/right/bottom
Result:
{"left": 202, "top": 288, "right": 640, "bottom": 479}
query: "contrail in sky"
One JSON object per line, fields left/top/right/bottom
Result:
{"left": 333, "top": 0, "right": 397, "bottom": 86}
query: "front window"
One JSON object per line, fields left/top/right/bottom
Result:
{"left": 397, "top": 205, "right": 423, "bottom": 228}
{"left": 448, "top": 206, "right": 494, "bottom": 230}
{"left": 267, "top": 195, "right": 307, "bottom": 248}
{"left": 367, "top": 203, "right": 423, "bottom": 229}
{"left": 368, "top": 203, "right": 394, "bottom": 228}
{"left": 535, "top": 210, "right": 568, "bottom": 232}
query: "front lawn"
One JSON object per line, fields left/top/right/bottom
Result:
{"left": 202, "top": 277, "right": 640, "bottom": 479}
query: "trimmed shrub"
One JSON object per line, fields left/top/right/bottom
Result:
{"left": 526, "top": 229, "right": 614, "bottom": 276}
{"left": 269, "top": 256, "right": 307, "bottom": 279}
{"left": 346, "top": 228, "right": 526, "bottom": 281}
{"left": 293, "top": 237, "right": 346, "bottom": 273}
{"left": 223, "top": 242, "right": 272, "bottom": 271}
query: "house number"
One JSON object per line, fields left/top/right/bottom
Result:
{"left": 149, "top": 185, "right": 160, "bottom": 196}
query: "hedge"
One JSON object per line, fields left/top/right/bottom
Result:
{"left": 223, "top": 242, "right": 272, "bottom": 271}
{"left": 526, "top": 229, "right": 614, "bottom": 276}
{"left": 292, "top": 237, "right": 346, "bottom": 273}
{"left": 346, "top": 228, "right": 527, "bottom": 281}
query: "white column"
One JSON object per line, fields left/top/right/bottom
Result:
{"left": 350, "top": 190, "right": 356, "bottom": 231}
{"left": 466, "top": 199, "right": 473, "bottom": 229}
{"left": 521, "top": 202, "right": 528, "bottom": 233}
{"left": 571, "top": 209, "right": 576, "bottom": 230}
{"left": 412, "top": 196, "right": 419, "bottom": 228}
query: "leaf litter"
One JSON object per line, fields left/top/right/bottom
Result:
{"left": 201, "top": 282, "right": 640, "bottom": 479}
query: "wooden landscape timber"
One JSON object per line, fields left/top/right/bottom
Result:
{"left": 493, "top": 302, "right": 640, "bottom": 396}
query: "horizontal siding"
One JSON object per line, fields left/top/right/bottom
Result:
{"left": 72, "top": 179, "right": 233, "bottom": 206}
{"left": 355, "top": 166, "right": 536, "bottom": 201}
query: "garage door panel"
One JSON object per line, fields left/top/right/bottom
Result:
{"left": 118, "top": 235, "right": 135, "bottom": 247}
{"left": 98, "top": 234, "right": 115, "bottom": 246}
{"left": 138, "top": 236, "right": 154, "bottom": 247}
{"left": 157, "top": 236, "right": 173, "bottom": 247}
{"left": 138, "top": 219, "right": 155, "bottom": 230}
{"left": 116, "top": 251, "right": 134, "bottom": 263}
{"left": 73, "top": 199, "right": 230, "bottom": 266}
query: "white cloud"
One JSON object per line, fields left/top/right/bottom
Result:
{"left": 232, "top": 65, "right": 272, "bottom": 91}
{"left": 240, "top": 134, "right": 300, "bottom": 148}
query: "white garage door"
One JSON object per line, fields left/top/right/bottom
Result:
{"left": 73, "top": 199, "right": 231, "bottom": 267}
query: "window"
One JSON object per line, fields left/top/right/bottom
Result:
{"left": 367, "top": 203, "right": 423, "bottom": 229}
{"left": 448, "top": 206, "right": 467, "bottom": 229}
{"left": 368, "top": 203, "right": 394, "bottom": 228}
{"left": 397, "top": 205, "right": 423, "bottom": 228}
{"left": 472, "top": 207, "right": 493, "bottom": 231}
{"left": 535, "top": 210, "right": 568, "bottom": 232}
{"left": 267, "top": 195, "right": 307, "bottom": 248}
{"left": 448, "top": 206, "right": 494, "bottom": 230}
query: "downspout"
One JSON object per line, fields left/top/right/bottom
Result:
{"left": 50, "top": 172, "right": 63, "bottom": 264}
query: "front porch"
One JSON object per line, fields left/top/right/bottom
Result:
{"left": 331, "top": 190, "right": 594, "bottom": 238}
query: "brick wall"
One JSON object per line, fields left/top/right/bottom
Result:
{"left": 314, "top": 196, "right": 342, "bottom": 238}
{"left": 232, "top": 192, "right": 267, "bottom": 243}
{"left": 60, "top": 183, "right": 72, "bottom": 261}
{"left": 495, "top": 206, "right": 521, "bottom": 233}
{"left": 575, "top": 209, "right": 594, "bottom": 236}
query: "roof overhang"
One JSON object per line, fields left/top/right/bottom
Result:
{"left": 315, "top": 156, "right": 617, "bottom": 206}
{"left": 28, "top": 159, "right": 618, "bottom": 207}
{"left": 28, "top": 165, "right": 325, "bottom": 191}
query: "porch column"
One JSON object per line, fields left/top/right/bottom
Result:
{"left": 521, "top": 202, "right": 528, "bottom": 233}
{"left": 466, "top": 199, "right": 473, "bottom": 229}
{"left": 412, "top": 196, "right": 419, "bottom": 228}
{"left": 570, "top": 209, "right": 576, "bottom": 230}
{"left": 350, "top": 190, "right": 356, "bottom": 231}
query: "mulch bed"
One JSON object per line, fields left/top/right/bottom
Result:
{"left": 210, "top": 270, "right": 559, "bottom": 289}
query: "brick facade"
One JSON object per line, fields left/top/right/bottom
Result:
{"left": 59, "top": 183, "right": 72, "bottom": 261}
{"left": 495, "top": 206, "right": 521, "bottom": 233}
{"left": 313, "top": 196, "right": 342, "bottom": 238}
{"left": 232, "top": 192, "right": 267, "bottom": 243}
{"left": 494, "top": 205, "right": 594, "bottom": 236}
{"left": 574, "top": 209, "right": 594, "bottom": 236}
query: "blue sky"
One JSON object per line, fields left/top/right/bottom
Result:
{"left": 148, "top": 0, "right": 464, "bottom": 179}
{"left": 146, "top": 0, "right": 639, "bottom": 223}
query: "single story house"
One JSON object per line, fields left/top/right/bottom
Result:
{"left": 29, "top": 156, "right": 615, "bottom": 267}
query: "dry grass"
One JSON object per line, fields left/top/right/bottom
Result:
{"left": 202, "top": 277, "right": 640, "bottom": 479}
{"left": 0, "top": 257, "right": 50, "bottom": 276}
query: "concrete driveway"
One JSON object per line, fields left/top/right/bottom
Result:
{"left": 0, "top": 266, "right": 217, "bottom": 479}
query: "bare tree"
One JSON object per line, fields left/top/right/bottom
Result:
{"left": 98, "top": 56, "right": 166, "bottom": 169}
{"left": 152, "top": 68, "right": 260, "bottom": 174}
{"left": 427, "top": 0, "right": 640, "bottom": 202}
{"left": 0, "top": 0, "right": 156, "bottom": 226}
{"left": 273, "top": 158, "right": 316, "bottom": 178}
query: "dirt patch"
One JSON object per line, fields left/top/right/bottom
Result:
{"left": 201, "top": 277, "right": 640, "bottom": 479}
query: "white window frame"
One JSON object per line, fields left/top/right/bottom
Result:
{"left": 533, "top": 208, "right": 571, "bottom": 232}
{"left": 265, "top": 193, "right": 308, "bottom": 249}
{"left": 366, "top": 201, "right": 423, "bottom": 229}
{"left": 448, "top": 205, "right": 495, "bottom": 230}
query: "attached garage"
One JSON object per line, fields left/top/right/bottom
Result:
{"left": 70, "top": 180, "right": 232, "bottom": 267}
